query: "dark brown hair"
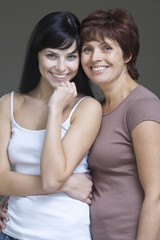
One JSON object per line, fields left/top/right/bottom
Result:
{"left": 79, "top": 8, "right": 140, "bottom": 79}
{"left": 19, "top": 12, "right": 93, "bottom": 96}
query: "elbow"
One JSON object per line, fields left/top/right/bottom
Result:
{"left": 41, "top": 176, "right": 63, "bottom": 192}
{"left": 144, "top": 191, "right": 160, "bottom": 206}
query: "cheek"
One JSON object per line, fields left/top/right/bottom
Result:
{"left": 71, "top": 60, "right": 79, "bottom": 73}
{"left": 81, "top": 55, "right": 88, "bottom": 69}
{"left": 38, "top": 59, "right": 47, "bottom": 72}
{"left": 38, "top": 61, "right": 44, "bottom": 75}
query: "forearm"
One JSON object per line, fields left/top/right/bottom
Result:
{"left": 0, "top": 172, "right": 92, "bottom": 205}
{"left": 0, "top": 171, "right": 70, "bottom": 197}
{"left": 137, "top": 197, "right": 160, "bottom": 240}
{"left": 0, "top": 171, "right": 47, "bottom": 196}
{"left": 41, "top": 92, "right": 101, "bottom": 192}
{"left": 41, "top": 107, "right": 69, "bottom": 191}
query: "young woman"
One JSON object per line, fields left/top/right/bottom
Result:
{"left": 2, "top": 8, "right": 160, "bottom": 240}
{"left": 0, "top": 11, "right": 102, "bottom": 240}
{"left": 79, "top": 8, "right": 160, "bottom": 240}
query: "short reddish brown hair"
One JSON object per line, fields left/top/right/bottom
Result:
{"left": 79, "top": 8, "right": 140, "bottom": 79}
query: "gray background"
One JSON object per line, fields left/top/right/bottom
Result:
{"left": 0, "top": 0, "right": 160, "bottom": 98}
{"left": 0, "top": 0, "right": 159, "bottom": 200}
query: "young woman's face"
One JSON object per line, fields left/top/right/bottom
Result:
{"left": 81, "top": 37, "right": 129, "bottom": 86}
{"left": 38, "top": 41, "right": 79, "bottom": 88}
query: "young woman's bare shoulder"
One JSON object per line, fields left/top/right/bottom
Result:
{"left": 0, "top": 92, "right": 25, "bottom": 113}
{"left": 79, "top": 97, "right": 102, "bottom": 113}
{"left": 72, "top": 97, "right": 102, "bottom": 123}
{"left": 0, "top": 93, "right": 12, "bottom": 112}
{"left": 12, "top": 92, "right": 26, "bottom": 109}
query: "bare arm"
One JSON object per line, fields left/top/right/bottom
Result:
{"left": 132, "top": 121, "right": 160, "bottom": 240}
{"left": 0, "top": 94, "right": 94, "bottom": 203}
{"left": 0, "top": 94, "right": 48, "bottom": 196}
{"left": 41, "top": 81, "right": 102, "bottom": 191}
{"left": 0, "top": 172, "right": 93, "bottom": 231}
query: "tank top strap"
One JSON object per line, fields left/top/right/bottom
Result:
{"left": 10, "top": 91, "right": 14, "bottom": 121}
{"left": 68, "top": 96, "right": 89, "bottom": 120}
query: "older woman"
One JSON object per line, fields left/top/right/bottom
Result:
{"left": 1, "top": 8, "right": 160, "bottom": 240}
{"left": 80, "top": 8, "right": 160, "bottom": 240}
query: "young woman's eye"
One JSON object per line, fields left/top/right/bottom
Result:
{"left": 47, "top": 53, "right": 56, "bottom": 59}
{"left": 67, "top": 55, "right": 77, "bottom": 60}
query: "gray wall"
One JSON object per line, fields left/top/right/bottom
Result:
{"left": 0, "top": 0, "right": 160, "bottom": 98}
{"left": 0, "top": 0, "right": 159, "bottom": 200}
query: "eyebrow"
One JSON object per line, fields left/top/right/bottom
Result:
{"left": 83, "top": 41, "right": 110, "bottom": 45}
{"left": 82, "top": 42, "right": 112, "bottom": 48}
{"left": 82, "top": 43, "right": 90, "bottom": 46}
{"left": 46, "top": 49, "right": 78, "bottom": 55}
{"left": 68, "top": 49, "right": 78, "bottom": 54}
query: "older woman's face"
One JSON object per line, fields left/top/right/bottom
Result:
{"left": 81, "top": 37, "right": 129, "bottom": 86}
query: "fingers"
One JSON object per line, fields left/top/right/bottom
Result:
{"left": 49, "top": 81, "right": 77, "bottom": 108}
{"left": 79, "top": 174, "right": 93, "bottom": 205}
{"left": 84, "top": 193, "right": 93, "bottom": 205}
{"left": 64, "top": 173, "right": 94, "bottom": 205}
{"left": 0, "top": 211, "right": 9, "bottom": 232}
{"left": 89, "top": 193, "right": 93, "bottom": 199}
{"left": 0, "top": 210, "right": 9, "bottom": 222}
{"left": 85, "top": 174, "right": 92, "bottom": 180}
{"left": 0, "top": 196, "right": 9, "bottom": 231}
{"left": 0, "top": 220, "right": 6, "bottom": 231}
{"left": 0, "top": 197, "right": 9, "bottom": 209}
{"left": 0, "top": 197, "right": 9, "bottom": 231}
{"left": 60, "top": 81, "right": 77, "bottom": 97}
{"left": 86, "top": 198, "right": 92, "bottom": 205}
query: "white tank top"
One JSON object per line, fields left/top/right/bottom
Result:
{"left": 3, "top": 92, "right": 91, "bottom": 240}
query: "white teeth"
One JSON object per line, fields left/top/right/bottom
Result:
{"left": 53, "top": 73, "right": 68, "bottom": 79}
{"left": 92, "top": 66, "right": 107, "bottom": 71}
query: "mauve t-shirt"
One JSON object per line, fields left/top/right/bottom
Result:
{"left": 88, "top": 85, "right": 160, "bottom": 240}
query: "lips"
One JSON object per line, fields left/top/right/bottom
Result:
{"left": 91, "top": 66, "right": 109, "bottom": 73}
{"left": 92, "top": 66, "right": 106, "bottom": 71}
{"left": 49, "top": 72, "right": 70, "bottom": 81}
{"left": 52, "top": 73, "right": 69, "bottom": 79}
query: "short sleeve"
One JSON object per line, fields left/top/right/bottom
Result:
{"left": 127, "top": 97, "right": 160, "bottom": 133}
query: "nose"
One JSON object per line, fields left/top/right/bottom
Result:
{"left": 91, "top": 49, "right": 102, "bottom": 62}
{"left": 55, "top": 59, "right": 66, "bottom": 72}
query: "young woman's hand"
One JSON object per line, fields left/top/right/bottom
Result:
{"left": 48, "top": 81, "right": 77, "bottom": 111}
{"left": 0, "top": 197, "right": 9, "bottom": 232}
{"left": 62, "top": 173, "right": 93, "bottom": 205}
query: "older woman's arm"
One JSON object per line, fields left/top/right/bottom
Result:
{"left": 132, "top": 120, "right": 160, "bottom": 240}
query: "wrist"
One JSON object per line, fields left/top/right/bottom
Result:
{"left": 60, "top": 182, "right": 68, "bottom": 194}
{"left": 48, "top": 105, "right": 63, "bottom": 117}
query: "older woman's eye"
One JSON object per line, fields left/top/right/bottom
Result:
{"left": 104, "top": 46, "right": 111, "bottom": 51}
{"left": 82, "top": 47, "right": 92, "bottom": 53}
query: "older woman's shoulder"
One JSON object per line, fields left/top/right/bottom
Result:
{"left": 133, "top": 85, "right": 160, "bottom": 101}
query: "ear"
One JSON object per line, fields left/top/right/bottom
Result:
{"left": 124, "top": 54, "right": 132, "bottom": 63}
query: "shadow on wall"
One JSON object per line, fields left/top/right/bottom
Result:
{"left": 0, "top": 196, "right": 4, "bottom": 201}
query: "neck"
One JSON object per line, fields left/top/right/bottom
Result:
{"left": 100, "top": 76, "right": 139, "bottom": 113}
{"left": 29, "top": 79, "right": 54, "bottom": 101}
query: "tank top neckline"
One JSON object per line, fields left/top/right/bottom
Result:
{"left": 10, "top": 91, "right": 88, "bottom": 133}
